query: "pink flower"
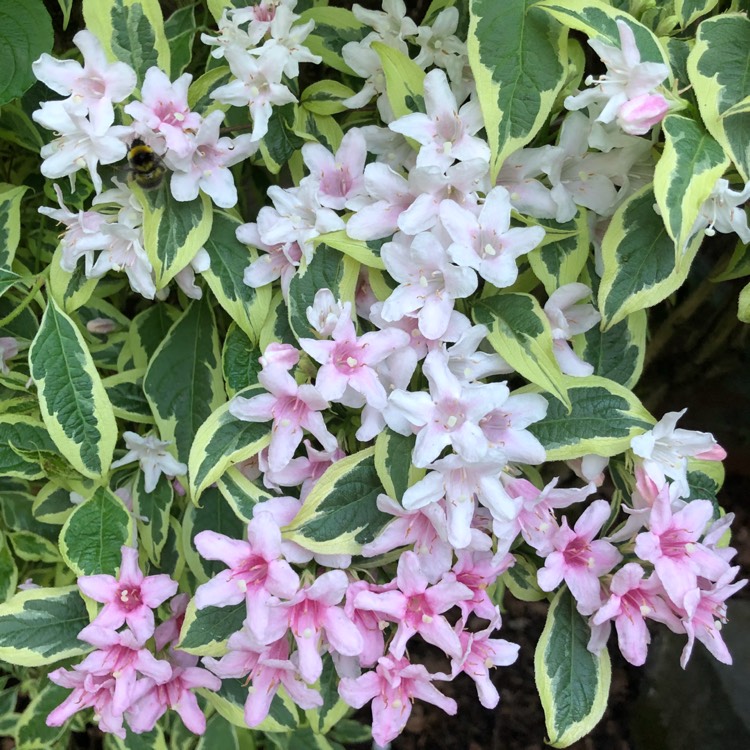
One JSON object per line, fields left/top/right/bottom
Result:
{"left": 124, "top": 67, "right": 201, "bottom": 157}
{"left": 452, "top": 550, "right": 514, "bottom": 621}
{"left": 300, "top": 314, "right": 409, "bottom": 409}
{"left": 389, "top": 69, "right": 490, "bottom": 170}
{"left": 386, "top": 349, "right": 508, "bottom": 467}
{"left": 634, "top": 493, "right": 729, "bottom": 608}
{"left": 204, "top": 631, "right": 323, "bottom": 726}
{"left": 77, "top": 546, "right": 178, "bottom": 643}
{"left": 591, "top": 563, "right": 682, "bottom": 666}
{"left": 0, "top": 337, "right": 19, "bottom": 375}
{"left": 168, "top": 110, "right": 257, "bottom": 208}
{"left": 617, "top": 93, "right": 669, "bottom": 134}
{"left": 126, "top": 660, "right": 221, "bottom": 735}
{"left": 278, "top": 570, "right": 364, "bottom": 683}
{"left": 679, "top": 566, "right": 747, "bottom": 668}
{"left": 301, "top": 128, "right": 367, "bottom": 210}
{"left": 238, "top": 220, "right": 302, "bottom": 297}
{"left": 339, "top": 654, "right": 457, "bottom": 746}
{"left": 355, "top": 551, "right": 472, "bottom": 659}
{"left": 344, "top": 580, "right": 392, "bottom": 667}
{"left": 155, "top": 593, "right": 190, "bottom": 651}
{"left": 194, "top": 512, "right": 299, "bottom": 642}
{"left": 229, "top": 366, "right": 338, "bottom": 472}
{"left": 537, "top": 499, "right": 622, "bottom": 614}
{"left": 451, "top": 622, "right": 519, "bottom": 708}
{"left": 33, "top": 30, "right": 136, "bottom": 133}
{"left": 441, "top": 186, "right": 545, "bottom": 288}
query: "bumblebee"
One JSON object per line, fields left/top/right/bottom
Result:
{"left": 127, "top": 138, "right": 167, "bottom": 190}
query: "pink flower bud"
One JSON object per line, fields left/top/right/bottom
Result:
{"left": 617, "top": 94, "right": 669, "bottom": 135}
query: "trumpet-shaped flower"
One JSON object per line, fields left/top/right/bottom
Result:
{"left": 300, "top": 314, "right": 409, "bottom": 408}
{"left": 389, "top": 69, "right": 489, "bottom": 169}
{"left": 111, "top": 432, "right": 186, "bottom": 493}
{"left": 537, "top": 499, "right": 622, "bottom": 614}
{"left": 441, "top": 186, "right": 545, "bottom": 288}
{"left": 33, "top": 30, "right": 136, "bottom": 133}
{"left": 77, "top": 546, "right": 177, "bottom": 643}
{"left": 229, "top": 366, "right": 338, "bottom": 472}
{"left": 339, "top": 653, "right": 457, "bottom": 746}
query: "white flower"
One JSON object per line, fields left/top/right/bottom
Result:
{"left": 689, "top": 178, "right": 750, "bottom": 246}
{"left": 111, "top": 432, "right": 187, "bottom": 493}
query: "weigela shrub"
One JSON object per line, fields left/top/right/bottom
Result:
{"left": 0, "top": 0, "right": 748, "bottom": 747}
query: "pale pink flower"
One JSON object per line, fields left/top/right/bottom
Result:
{"left": 194, "top": 512, "right": 299, "bottom": 642}
{"left": 360, "top": 494, "right": 458, "bottom": 583}
{"left": 441, "top": 186, "right": 545, "bottom": 288}
{"left": 445, "top": 324, "right": 513, "bottom": 383}
{"left": 126, "top": 660, "right": 221, "bottom": 735}
{"left": 277, "top": 569, "right": 364, "bottom": 683}
{"left": 301, "top": 127, "right": 367, "bottom": 210}
{"left": 386, "top": 349, "right": 509, "bottom": 467}
{"left": 537, "top": 499, "right": 622, "bottom": 614}
{"left": 380, "top": 233, "right": 477, "bottom": 340}
{"left": 496, "top": 146, "right": 563, "bottom": 220}
{"left": 262, "top": 439, "right": 345, "bottom": 501}
{"left": 33, "top": 30, "right": 136, "bottom": 133}
{"left": 591, "top": 563, "right": 682, "bottom": 666}
{"left": 355, "top": 551, "right": 472, "bottom": 659}
{"left": 305, "top": 288, "right": 351, "bottom": 336}
{"left": 154, "top": 593, "right": 190, "bottom": 651}
{"left": 110, "top": 432, "right": 186, "bottom": 493}
{"left": 389, "top": 69, "right": 489, "bottom": 169}
{"left": 256, "top": 5, "right": 321, "bottom": 78}
{"left": 168, "top": 110, "right": 257, "bottom": 208}
{"left": 452, "top": 550, "right": 514, "bottom": 621}
{"left": 634, "top": 493, "right": 730, "bottom": 608}
{"left": 564, "top": 20, "right": 669, "bottom": 125}
{"left": 239, "top": 221, "right": 302, "bottom": 297}
{"left": 211, "top": 45, "right": 296, "bottom": 141}
{"left": 47, "top": 671, "right": 124, "bottom": 738}
{"left": 631, "top": 409, "right": 726, "bottom": 498}
{"left": 451, "top": 622, "right": 519, "bottom": 709}
{"left": 77, "top": 546, "right": 178, "bottom": 643}
{"left": 679, "top": 566, "right": 747, "bottom": 668}
{"left": 300, "top": 315, "right": 409, "bottom": 409}
{"left": 344, "top": 579, "right": 393, "bottom": 667}
{"left": 339, "top": 653, "right": 457, "bottom": 746}
{"left": 479, "top": 393, "right": 548, "bottom": 464}
{"left": 124, "top": 67, "right": 201, "bottom": 158}
{"left": 229, "top": 366, "right": 338, "bottom": 472}
{"left": 544, "top": 283, "right": 601, "bottom": 376}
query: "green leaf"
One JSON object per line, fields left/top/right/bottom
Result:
{"left": 598, "top": 185, "right": 704, "bottom": 329}
{"left": 0, "top": 532, "right": 18, "bottom": 604}
{"left": 8, "top": 531, "right": 60, "bottom": 563}
{"left": 676, "top": 0, "right": 720, "bottom": 29}
{"left": 164, "top": 3, "right": 196, "bottom": 77}
{"left": 468, "top": 0, "right": 567, "bottom": 181}
{"left": 128, "top": 304, "right": 181, "bottom": 370}
{"left": 316, "top": 230, "right": 386, "bottom": 270}
{"left": 103, "top": 369, "right": 154, "bottom": 424}
{"left": 133, "top": 473, "right": 173, "bottom": 566}
{"left": 688, "top": 14, "right": 750, "bottom": 180}
{"left": 472, "top": 292, "right": 571, "bottom": 409}
{"left": 0, "top": 415, "right": 58, "bottom": 480}
{"left": 374, "top": 429, "right": 423, "bottom": 503}
{"left": 527, "top": 212, "right": 589, "bottom": 296}
{"left": 260, "top": 103, "right": 305, "bottom": 174}
{"left": 203, "top": 211, "right": 271, "bottom": 342}
{"left": 222, "top": 324, "right": 262, "bottom": 396}
{"left": 197, "top": 713, "right": 239, "bottom": 750}
{"left": 287, "top": 243, "right": 359, "bottom": 340}
{"left": 31, "top": 483, "right": 73, "bottom": 525}
{"left": 285, "top": 448, "right": 388, "bottom": 555}
{"left": 535, "top": 588, "right": 611, "bottom": 747}
{"left": 372, "top": 41, "right": 425, "bottom": 118}
{"left": 712, "top": 240, "right": 750, "bottom": 282}
{"left": 526, "top": 375, "right": 654, "bottom": 460}
{"left": 188, "top": 386, "right": 271, "bottom": 502}
{"left": 105, "top": 726, "right": 168, "bottom": 750}
{"left": 575, "top": 309, "right": 647, "bottom": 389}
{"left": 0, "top": 184, "right": 28, "bottom": 269}
{"left": 0, "top": 0, "right": 53, "bottom": 106}
{"left": 653, "top": 115, "right": 729, "bottom": 253}
{"left": 136, "top": 186, "right": 213, "bottom": 289}
{"left": 298, "top": 7, "right": 369, "bottom": 75}
{"left": 29, "top": 298, "right": 116, "bottom": 479}
{"left": 502, "top": 554, "right": 546, "bottom": 602}
{"left": 0, "top": 586, "right": 91, "bottom": 667}
{"left": 178, "top": 599, "right": 245, "bottom": 656}
{"left": 259, "top": 292, "right": 298, "bottom": 351}
{"left": 536, "top": 0, "right": 670, "bottom": 68}
{"left": 83, "top": 0, "right": 170, "bottom": 84}
{"left": 59, "top": 487, "right": 134, "bottom": 576}
{"left": 217, "top": 465, "right": 272, "bottom": 523}
{"left": 301, "top": 80, "right": 357, "bottom": 116}
{"left": 14, "top": 683, "right": 70, "bottom": 750}
{"left": 143, "top": 297, "right": 225, "bottom": 466}
{"left": 307, "top": 654, "right": 349, "bottom": 735}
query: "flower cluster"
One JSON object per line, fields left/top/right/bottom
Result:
{"left": 47, "top": 548, "right": 219, "bottom": 738}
